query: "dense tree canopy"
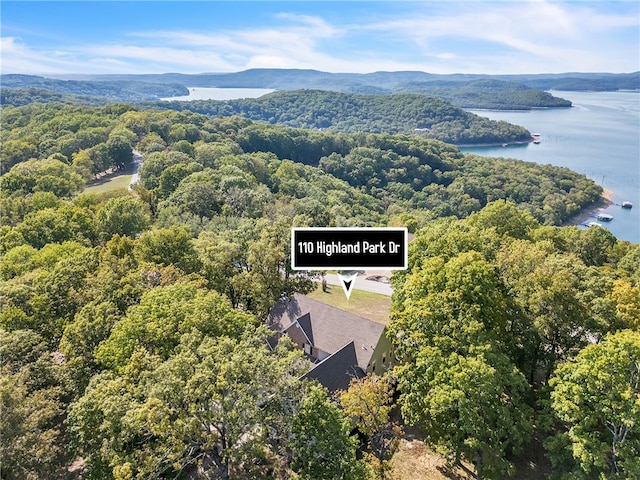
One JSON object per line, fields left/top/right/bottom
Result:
{"left": 0, "top": 97, "right": 636, "bottom": 479}
{"left": 0, "top": 329, "right": 70, "bottom": 480}
{"left": 1, "top": 103, "right": 603, "bottom": 227}
{"left": 1, "top": 75, "right": 188, "bottom": 103}
{"left": 547, "top": 330, "right": 640, "bottom": 479}
{"left": 149, "top": 90, "right": 534, "bottom": 145}
{"left": 388, "top": 202, "right": 638, "bottom": 477}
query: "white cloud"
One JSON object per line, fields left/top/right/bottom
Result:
{"left": 0, "top": 37, "right": 77, "bottom": 74}
{"left": 1, "top": 2, "right": 637, "bottom": 75}
{"left": 368, "top": 1, "right": 637, "bottom": 73}
{"left": 434, "top": 53, "right": 457, "bottom": 60}
{"left": 78, "top": 44, "right": 237, "bottom": 71}
{"left": 121, "top": 12, "right": 344, "bottom": 72}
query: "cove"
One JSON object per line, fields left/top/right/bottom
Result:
{"left": 461, "top": 91, "right": 640, "bottom": 243}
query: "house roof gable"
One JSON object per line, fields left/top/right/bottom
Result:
{"left": 267, "top": 293, "right": 385, "bottom": 371}
{"left": 301, "top": 341, "right": 364, "bottom": 393}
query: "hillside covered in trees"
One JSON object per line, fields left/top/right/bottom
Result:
{"left": 146, "top": 90, "right": 534, "bottom": 145}
{"left": 1, "top": 69, "right": 584, "bottom": 110}
{"left": 1, "top": 101, "right": 638, "bottom": 479}
{"left": 0, "top": 103, "right": 600, "bottom": 225}
{"left": 12, "top": 68, "right": 637, "bottom": 103}
{"left": 394, "top": 78, "right": 572, "bottom": 109}
{"left": 0, "top": 87, "right": 108, "bottom": 107}
{"left": 0, "top": 74, "right": 189, "bottom": 103}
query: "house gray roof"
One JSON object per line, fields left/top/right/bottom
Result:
{"left": 301, "top": 341, "right": 364, "bottom": 393}
{"left": 282, "top": 312, "right": 313, "bottom": 345}
{"left": 267, "top": 293, "right": 385, "bottom": 371}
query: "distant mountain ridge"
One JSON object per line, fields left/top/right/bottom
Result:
{"left": 4, "top": 69, "right": 637, "bottom": 110}
{"left": 0, "top": 74, "right": 188, "bottom": 102}
{"left": 46, "top": 68, "right": 640, "bottom": 92}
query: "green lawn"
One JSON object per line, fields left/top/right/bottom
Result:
{"left": 83, "top": 173, "right": 133, "bottom": 194}
{"left": 306, "top": 282, "right": 392, "bottom": 325}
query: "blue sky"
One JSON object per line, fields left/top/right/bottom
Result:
{"left": 1, "top": 1, "right": 638, "bottom": 75}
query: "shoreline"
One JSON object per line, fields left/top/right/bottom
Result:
{"left": 457, "top": 139, "right": 532, "bottom": 148}
{"left": 562, "top": 187, "right": 614, "bottom": 227}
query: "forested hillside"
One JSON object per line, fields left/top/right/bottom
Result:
{"left": 0, "top": 103, "right": 599, "bottom": 225}
{"left": 1, "top": 102, "right": 637, "bottom": 479}
{"left": 1, "top": 70, "right": 583, "bottom": 110}
{"left": 146, "top": 90, "right": 534, "bottom": 145}
{"left": 1, "top": 87, "right": 107, "bottom": 107}
{"left": 40, "top": 67, "right": 639, "bottom": 95}
{"left": 1, "top": 74, "right": 188, "bottom": 102}
{"left": 395, "top": 78, "right": 571, "bottom": 109}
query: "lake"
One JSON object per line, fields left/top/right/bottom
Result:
{"left": 161, "top": 87, "right": 275, "bottom": 101}
{"left": 461, "top": 91, "right": 640, "bottom": 243}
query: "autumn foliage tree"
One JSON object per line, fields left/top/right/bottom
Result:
{"left": 339, "top": 373, "right": 402, "bottom": 480}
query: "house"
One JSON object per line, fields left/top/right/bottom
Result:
{"left": 266, "top": 293, "right": 394, "bottom": 392}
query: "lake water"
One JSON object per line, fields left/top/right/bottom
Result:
{"left": 161, "top": 87, "right": 275, "bottom": 101}
{"left": 461, "top": 91, "right": 640, "bottom": 243}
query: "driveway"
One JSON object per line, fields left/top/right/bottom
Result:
{"left": 322, "top": 270, "right": 394, "bottom": 296}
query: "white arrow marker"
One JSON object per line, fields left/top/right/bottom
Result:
{"left": 337, "top": 272, "right": 358, "bottom": 300}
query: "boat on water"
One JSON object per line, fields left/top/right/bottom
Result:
{"left": 587, "top": 221, "right": 603, "bottom": 227}
{"left": 597, "top": 213, "right": 614, "bottom": 222}
{"left": 622, "top": 201, "right": 633, "bottom": 209}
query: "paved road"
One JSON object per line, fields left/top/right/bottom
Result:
{"left": 322, "top": 273, "right": 393, "bottom": 296}
{"left": 129, "top": 150, "right": 143, "bottom": 190}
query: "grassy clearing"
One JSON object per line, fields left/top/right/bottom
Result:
{"left": 84, "top": 173, "right": 133, "bottom": 194}
{"left": 306, "top": 282, "right": 392, "bottom": 324}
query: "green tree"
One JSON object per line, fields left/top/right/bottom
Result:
{"left": 466, "top": 199, "right": 538, "bottom": 240}
{"left": 235, "top": 218, "right": 316, "bottom": 317}
{"left": 1, "top": 240, "right": 86, "bottom": 280}
{"left": 1, "top": 158, "right": 84, "bottom": 198}
{"left": 0, "top": 244, "right": 38, "bottom": 280}
{"left": 136, "top": 131, "right": 166, "bottom": 153}
{"left": 609, "top": 279, "right": 640, "bottom": 330}
{"left": 496, "top": 240, "right": 593, "bottom": 382}
{"left": 548, "top": 330, "right": 640, "bottom": 479}
{"left": 0, "top": 329, "right": 69, "bottom": 480}
{"left": 397, "top": 345, "right": 532, "bottom": 478}
{"left": 138, "top": 151, "right": 192, "bottom": 190}
{"left": 59, "top": 301, "right": 121, "bottom": 393}
{"left": 156, "top": 162, "right": 202, "bottom": 198}
{"left": 30, "top": 246, "right": 100, "bottom": 338}
{"left": 71, "top": 149, "right": 96, "bottom": 181}
{"left": 291, "top": 384, "right": 368, "bottom": 480}
{"left": 195, "top": 218, "right": 316, "bottom": 317}
{"left": 133, "top": 225, "right": 201, "bottom": 274}
{"left": 14, "top": 204, "right": 95, "bottom": 249}
{"left": 0, "top": 139, "right": 38, "bottom": 172}
{"left": 69, "top": 332, "right": 310, "bottom": 480}
{"left": 195, "top": 142, "right": 243, "bottom": 168}
{"left": 617, "top": 245, "right": 640, "bottom": 285}
{"left": 94, "top": 282, "right": 254, "bottom": 370}
{"left": 161, "top": 172, "right": 222, "bottom": 220}
{"left": 571, "top": 225, "right": 618, "bottom": 267}
{"left": 95, "top": 196, "right": 150, "bottom": 242}
{"left": 106, "top": 135, "right": 133, "bottom": 170}
{"left": 389, "top": 250, "right": 513, "bottom": 362}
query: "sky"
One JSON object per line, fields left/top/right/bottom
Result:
{"left": 1, "top": 1, "right": 638, "bottom": 76}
